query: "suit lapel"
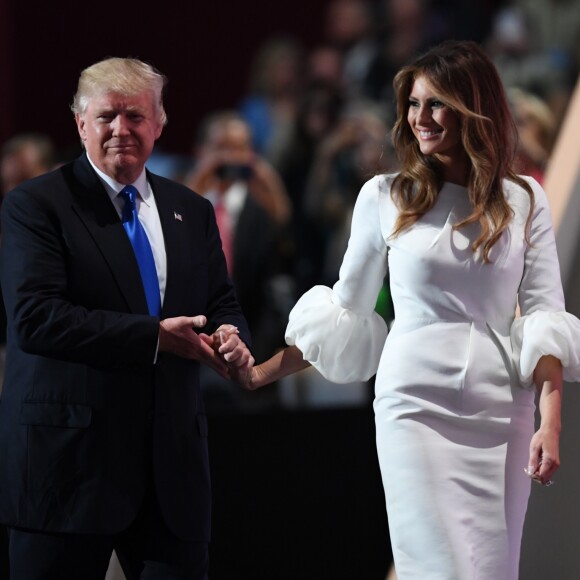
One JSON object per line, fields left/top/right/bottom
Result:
{"left": 149, "top": 172, "right": 184, "bottom": 316}
{"left": 67, "top": 155, "right": 149, "bottom": 315}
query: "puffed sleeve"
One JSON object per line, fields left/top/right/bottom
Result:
{"left": 510, "top": 177, "right": 580, "bottom": 385}
{"left": 285, "top": 176, "right": 389, "bottom": 383}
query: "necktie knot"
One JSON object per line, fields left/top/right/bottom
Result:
{"left": 120, "top": 185, "right": 139, "bottom": 222}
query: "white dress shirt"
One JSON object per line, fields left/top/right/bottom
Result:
{"left": 205, "top": 181, "right": 248, "bottom": 232}
{"left": 87, "top": 155, "right": 167, "bottom": 305}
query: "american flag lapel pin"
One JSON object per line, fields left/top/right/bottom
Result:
{"left": 174, "top": 211, "right": 183, "bottom": 222}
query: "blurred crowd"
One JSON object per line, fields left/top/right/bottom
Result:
{"left": 2, "top": 0, "right": 579, "bottom": 410}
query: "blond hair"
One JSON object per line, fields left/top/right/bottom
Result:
{"left": 71, "top": 57, "right": 168, "bottom": 125}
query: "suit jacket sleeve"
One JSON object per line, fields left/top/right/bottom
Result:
{"left": 0, "top": 184, "right": 159, "bottom": 369}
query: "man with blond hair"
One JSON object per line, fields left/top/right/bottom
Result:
{"left": 0, "top": 57, "right": 253, "bottom": 580}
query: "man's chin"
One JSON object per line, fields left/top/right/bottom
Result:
{"left": 103, "top": 154, "right": 144, "bottom": 181}
{"left": 111, "top": 152, "right": 142, "bottom": 169}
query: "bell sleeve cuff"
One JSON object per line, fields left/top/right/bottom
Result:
{"left": 285, "top": 285, "right": 388, "bottom": 383}
{"left": 511, "top": 310, "right": 580, "bottom": 385}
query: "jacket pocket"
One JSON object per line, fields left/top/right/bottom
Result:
{"left": 20, "top": 402, "right": 92, "bottom": 428}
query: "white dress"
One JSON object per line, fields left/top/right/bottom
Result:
{"left": 285, "top": 175, "right": 580, "bottom": 580}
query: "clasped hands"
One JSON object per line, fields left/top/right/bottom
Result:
{"left": 158, "top": 315, "right": 256, "bottom": 388}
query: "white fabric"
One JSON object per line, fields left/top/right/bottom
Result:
{"left": 285, "top": 174, "right": 580, "bottom": 580}
{"left": 286, "top": 286, "right": 388, "bottom": 383}
{"left": 512, "top": 311, "right": 580, "bottom": 384}
{"left": 204, "top": 181, "right": 248, "bottom": 233}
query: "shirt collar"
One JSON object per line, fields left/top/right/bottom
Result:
{"left": 86, "top": 154, "right": 152, "bottom": 206}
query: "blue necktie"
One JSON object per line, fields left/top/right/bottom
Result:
{"left": 120, "top": 185, "right": 161, "bottom": 316}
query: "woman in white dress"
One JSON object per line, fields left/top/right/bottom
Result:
{"left": 222, "top": 40, "right": 580, "bottom": 579}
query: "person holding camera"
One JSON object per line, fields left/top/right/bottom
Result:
{"left": 186, "top": 112, "right": 292, "bottom": 368}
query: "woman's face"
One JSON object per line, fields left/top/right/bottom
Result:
{"left": 407, "top": 75, "right": 464, "bottom": 168}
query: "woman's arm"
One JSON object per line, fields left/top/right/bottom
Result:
{"left": 223, "top": 344, "right": 310, "bottom": 390}
{"left": 249, "top": 346, "right": 310, "bottom": 390}
{"left": 526, "top": 354, "right": 563, "bottom": 485}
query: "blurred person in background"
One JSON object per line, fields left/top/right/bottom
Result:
{"left": 275, "top": 81, "right": 345, "bottom": 296}
{"left": 303, "top": 102, "right": 394, "bottom": 285}
{"left": 239, "top": 37, "right": 303, "bottom": 162}
{"left": 509, "top": 87, "right": 557, "bottom": 184}
{"left": 0, "top": 133, "right": 55, "bottom": 196}
{"left": 365, "top": 0, "right": 443, "bottom": 106}
{"left": 323, "top": 0, "right": 378, "bottom": 101}
{"left": 486, "top": 2, "right": 579, "bottom": 131}
{"left": 186, "top": 111, "right": 291, "bottom": 370}
{"left": 516, "top": 0, "right": 580, "bottom": 124}
{"left": 306, "top": 45, "right": 345, "bottom": 92}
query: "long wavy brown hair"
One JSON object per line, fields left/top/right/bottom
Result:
{"left": 390, "top": 40, "right": 534, "bottom": 262}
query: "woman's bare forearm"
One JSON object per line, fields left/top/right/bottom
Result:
{"left": 251, "top": 345, "right": 311, "bottom": 388}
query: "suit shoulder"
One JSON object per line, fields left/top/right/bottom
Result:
{"left": 3, "top": 162, "right": 74, "bottom": 209}
{"left": 147, "top": 173, "right": 212, "bottom": 210}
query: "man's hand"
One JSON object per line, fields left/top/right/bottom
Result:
{"left": 158, "top": 316, "right": 229, "bottom": 377}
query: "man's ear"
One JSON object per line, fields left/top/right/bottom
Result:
{"left": 154, "top": 120, "right": 164, "bottom": 141}
{"left": 75, "top": 113, "right": 86, "bottom": 142}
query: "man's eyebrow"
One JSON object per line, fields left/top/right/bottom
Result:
{"left": 125, "top": 105, "right": 147, "bottom": 114}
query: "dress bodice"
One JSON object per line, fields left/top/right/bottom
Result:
{"left": 386, "top": 181, "right": 526, "bottom": 331}
{"left": 286, "top": 174, "right": 580, "bottom": 386}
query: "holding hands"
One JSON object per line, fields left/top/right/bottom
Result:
{"left": 158, "top": 316, "right": 257, "bottom": 386}
{"left": 158, "top": 317, "right": 310, "bottom": 391}
{"left": 212, "top": 324, "right": 255, "bottom": 385}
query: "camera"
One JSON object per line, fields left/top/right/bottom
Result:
{"left": 216, "top": 164, "right": 254, "bottom": 181}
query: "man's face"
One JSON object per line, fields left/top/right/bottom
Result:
{"left": 75, "top": 90, "right": 163, "bottom": 184}
{"left": 1, "top": 144, "right": 49, "bottom": 196}
{"left": 206, "top": 120, "right": 253, "bottom": 161}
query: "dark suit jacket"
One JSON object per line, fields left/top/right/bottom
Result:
{"left": 0, "top": 154, "right": 250, "bottom": 542}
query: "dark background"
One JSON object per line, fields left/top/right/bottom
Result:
{"left": 0, "top": 0, "right": 335, "bottom": 156}
{"left": 207, "top": 406, "right": 391, "bottom": 579}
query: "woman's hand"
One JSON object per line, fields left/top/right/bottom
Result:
{"left": 526, "top": 355, "right": 563, "bottom": 486}
{"left": 526, "top": 424, "right": 560, "bottom": 486}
